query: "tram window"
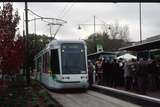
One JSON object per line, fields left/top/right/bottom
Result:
{"left": 43, "top": 54, "right": 45, "bottom": 73}
{"left": 46, "top": 52, "right": 49, "bottom": 72}
{"left": 61, "top": 43, "right": 86, "bottom": 74}
{"left": 51, "top": 49, "right": 60, "bottom": 74}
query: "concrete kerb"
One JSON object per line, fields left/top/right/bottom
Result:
{"left": 92, "top": 84, "right": 160, "bottom": 107}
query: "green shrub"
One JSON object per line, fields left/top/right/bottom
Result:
{"left": 32, "top": 100, "right": 39, "bottom": 107}
{"left": 38, "top": 89, "right": 48, "bottom": 97}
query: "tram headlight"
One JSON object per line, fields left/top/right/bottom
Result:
{"left": 61, "top": 76, "right": 64, "bottom": 79}
{"left": 61, "top": 76, "right": 70, "bottom": 80}
{"left": 81, "top": 76, "right": 88, "bottom": 79}
{"left": 81, "top": 70, "right": 86, "bottom": 74}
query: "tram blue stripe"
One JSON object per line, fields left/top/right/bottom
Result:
{"left": 55, "top": 80, "right": 80, "bottom": 83}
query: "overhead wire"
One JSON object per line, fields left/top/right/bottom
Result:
{"left": 41, "top": 19, "right": 51, "bottom": 24}
{"left": 57, "top": 4, "right": 69, "bottom": 18}
{"left": 60, "top": 3, "right": 74, "bottom": 19}
{"left": 27, "top": 8, "right": 67, "bottom": 39}
{"left": 95, "top": 16, "right": 106, "bottom": 25}
{"left": 52, "top": 3, "right": 74, "bottom": 39}
{"left": 96, "top": 16, "right": 111, "bottom": 31}
{"left": 28, "top": 9, "right": 50, "bottom": 24}
{"left": 28, "top": 9, "right": 67, "bottom": 23}
{"left": 28, "top": 9, "right": 43, "bottom": 19}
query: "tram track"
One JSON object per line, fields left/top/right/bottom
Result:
{"left": 48, "top": 90, "right": 142, "bottom": 107}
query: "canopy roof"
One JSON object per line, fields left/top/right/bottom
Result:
{"left": 119, "top": 38, "right": 160, "bottom": 51}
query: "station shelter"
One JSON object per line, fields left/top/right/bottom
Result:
{"left": 119, "top": 36, "right": 160, "bottom": 60}
{"left": 87, "top": 51, "right": 117, "bottom": 64}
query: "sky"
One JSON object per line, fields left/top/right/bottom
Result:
{"left": 11, "top": 2, "right": 160, "bottom": 42}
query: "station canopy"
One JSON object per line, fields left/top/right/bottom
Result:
{"left": 119, "top": 37, "right": 160, "bottom": 51}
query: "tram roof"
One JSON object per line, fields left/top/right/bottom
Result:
{"left": 46, "top": 39, "right": 86, "bottom": 49}
{"left": 48, "top": 39, "right": 85, "bottom": 45}
{"left": 34, "top": 39, "right": 86, "bottom": 59}
{"left": 119, "top": 38, "right": 160, "bottom": 51}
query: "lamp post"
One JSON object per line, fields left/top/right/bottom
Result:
{"left": 78, "top": 16, "right": 97, "bottom": 34}
{"left": 78, "top": 16, "right": 97, "bottom": 52}
{"left": 94, "top": 16, "right": 96, "bottom": 34}
{"left": 78, "top": 16, "right": 110, "bottom": 52}
{"left": 78, "top": 16, "right": 110, "bottom": 35}
{"left": 139, "top": 2, "right": 142, "bottom": 43}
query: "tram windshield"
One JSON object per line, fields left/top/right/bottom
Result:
{"left": 61, "top": 43, "right": 86, "bottom": 74}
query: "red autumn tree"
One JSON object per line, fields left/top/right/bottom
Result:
{"left": 0, "top": 2, "right": 24, "bottom": 80}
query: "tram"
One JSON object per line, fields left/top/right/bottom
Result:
{"left": 34, "top": 40, "right": 89, "bottom": 90}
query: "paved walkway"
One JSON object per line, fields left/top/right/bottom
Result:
{"left": 49, "top": 90, "right": 142, "bottom": 107}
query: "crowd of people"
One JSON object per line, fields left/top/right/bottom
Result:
{"left": 88, "top": 57, "right": 160, "bottom": 94}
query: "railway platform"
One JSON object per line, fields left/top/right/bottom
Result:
{"left": 46, "top": 84, "right": 160, "bottom": 107}
{"left": 92, "top": 84, "right": 160, "bottom": 107}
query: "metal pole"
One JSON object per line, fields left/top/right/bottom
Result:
{"left": 34, "top": 17, "right": 36, "bottom": 36}
{"left": 23, "top": 12, "right": 25, "bottom": 36}
{"left": 93, "top": 16, "right": 97, "bottom": 52}
{"left": 53, "top": 25, "right": 62, "bottom": 39}
{"left": 25, "top": 2, "right": 30, "bottom": 85}
{"left": 139, "top": 2, "right": 142, "bottom": 43}
{"left": 23, "top": 12, "right": 26, "bottom": 76}
{"left": 50, "top": 25, "right": 52, "bottom": 40}
{"left": 94, "top": 16, "right": 96, "bottom": 33}
{"left": 34, "top": 17, "right": 37, "bottom": 52}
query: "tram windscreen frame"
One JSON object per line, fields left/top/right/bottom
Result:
{"left": 61, "top": 43, "right": 86, "bottom": 74}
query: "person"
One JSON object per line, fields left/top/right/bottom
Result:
{"left": 148, "top": 59, "right": 159, "bottom": 91}
{"left": 95, "top": 58, "right": 103, "bottom": 85}
{"left": 88, "top": 60, "right": 95, "bottom": 87}
{"left": 130, "top": 58, "right": 138, "bottom": 92}
{"left": 112, "top": 59, "right": 119, "bottom": 88}
{"left": 118, "top": 59, "right": 125, "bottom": 87}
{"left": 109, "top": 60, "right": 114, "bottom": 87}
{"left": 123, "top": 60, "right": 133, "bottom": 91}
{"left": 103, "top": 59, "right": 111, "bottom": 86}
{"left": 137, "top": 58, "right": 148, "bottom": 94}
{"left": 101, "top": 58, "right": 107, "bottom": 86}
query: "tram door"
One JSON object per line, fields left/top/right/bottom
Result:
{"left": 51, "top": 49, "right": 60, "bottom": 75}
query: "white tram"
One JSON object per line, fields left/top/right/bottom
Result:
{"left": 34, "top": 40, "right": 89, "bottom": 90}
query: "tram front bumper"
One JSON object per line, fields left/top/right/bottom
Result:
{"left": 54, "top": 80, "right": 89, "bottom": 89}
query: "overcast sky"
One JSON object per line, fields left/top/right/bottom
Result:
{"left": 12, "top": 2, "right": 160, "bottom": 42}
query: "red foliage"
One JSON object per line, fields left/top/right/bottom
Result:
{"left": 0, "top": 3, "right": 24, "bottom": 75}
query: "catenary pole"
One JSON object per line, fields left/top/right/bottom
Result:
{"left": 139, "top": 2, "right": 142, "bottom": 43}
{"left": 25, "top": 2, "right": 30, "bottom": 85}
